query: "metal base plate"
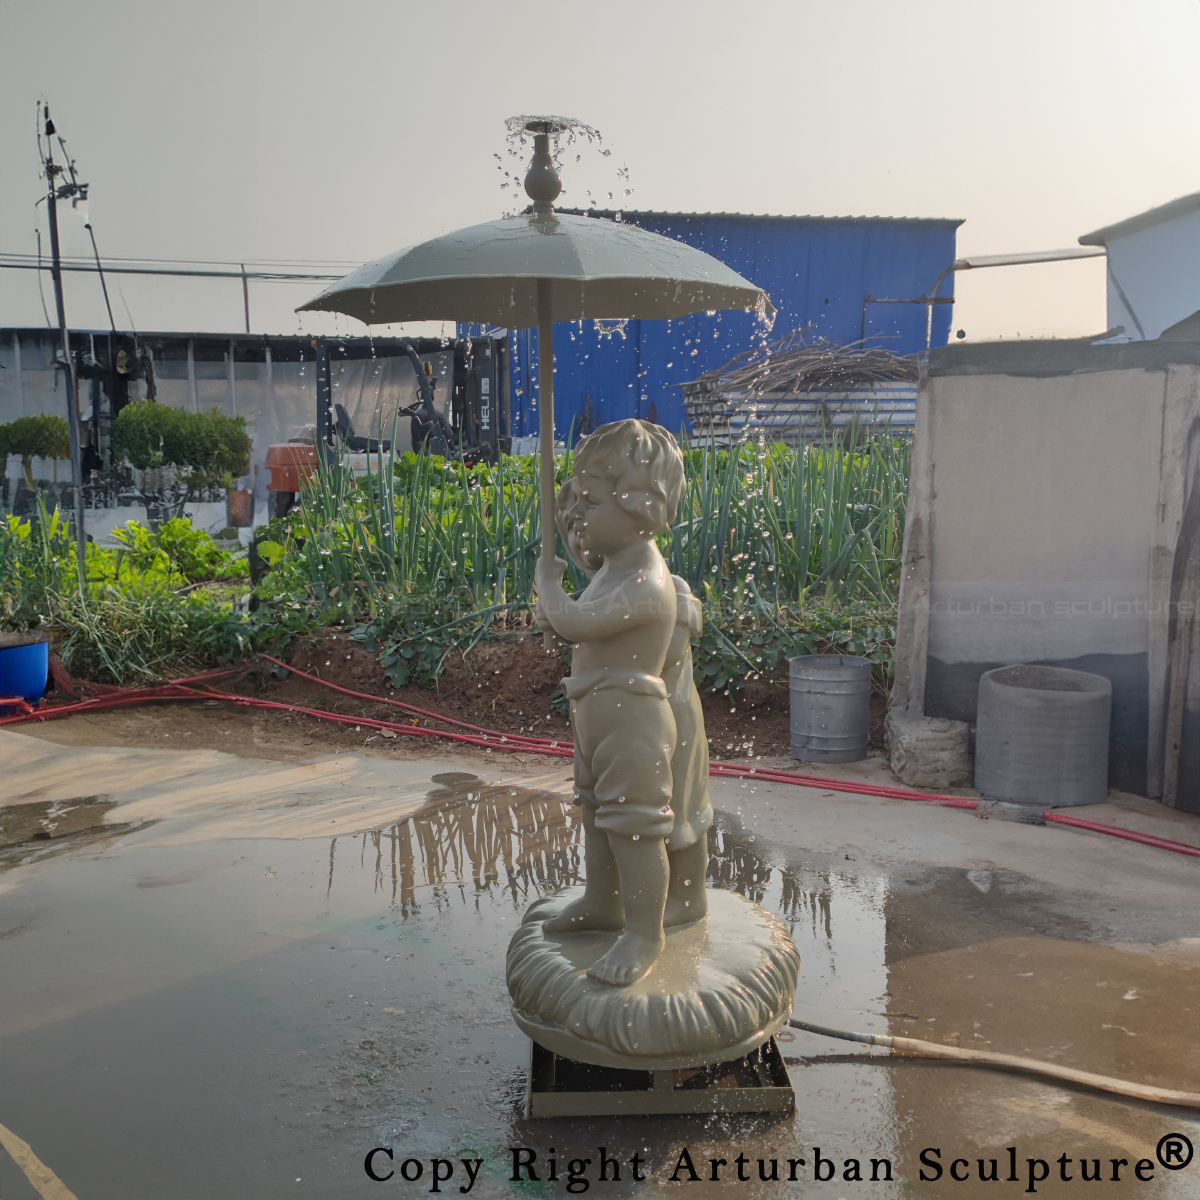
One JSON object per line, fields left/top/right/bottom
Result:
{"left": 524, "top": 1037, "right": 795, "bottom": 1118}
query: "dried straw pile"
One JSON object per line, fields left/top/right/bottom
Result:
{"left": 682, "top": 330, "right": 919, "bottom": 442}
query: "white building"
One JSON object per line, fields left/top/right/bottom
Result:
{"left": 1079, "top": 191, "right": 1200, "bottom": 341}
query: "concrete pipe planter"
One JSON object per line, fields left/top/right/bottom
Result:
{"left": 789, "top": 654, "right": 871, "bottom": 763}
{"left": 974, "top": 665, "right": 1111, "bottom": 807}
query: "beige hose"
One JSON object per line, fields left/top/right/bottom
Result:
{"left": 787, "top": 1018, "right": 1200, "bottom": 1110}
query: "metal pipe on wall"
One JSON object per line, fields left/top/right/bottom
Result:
{"left": 187, "top": 340, "right": 198, "bottom": 412}
{"left": 12, "top": 333, "right": 23, "bottom": 417}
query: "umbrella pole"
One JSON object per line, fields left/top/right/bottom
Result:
{"left": 537, "top": 279, "right": 556, "bottom": 559}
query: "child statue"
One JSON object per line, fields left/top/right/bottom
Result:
{"left": 534, "top": 419, "right": 712, "bottom": 987}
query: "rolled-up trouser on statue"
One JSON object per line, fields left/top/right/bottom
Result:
{"left": 565, "top": 670, "right": 676, "bottom": 840}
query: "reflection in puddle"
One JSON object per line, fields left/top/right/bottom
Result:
{"left": 327, "top": 774, "right": 583, "bottom": 913}
{"left": 707, "top": 817, "right": 835, "bottom": 935}
{"left": 707, "top": 812, "right": 892, "bottom": 1030}
{"left": 328, "top": 779, "right": 893, "bottom": 1025}
{"left": 330, "top": 781, "right": 897, "bottom": 1056}
{"left": 327, "top": 777, "right": 890, "bottom": 987}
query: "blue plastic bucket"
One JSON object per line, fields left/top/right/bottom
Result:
{"left": 0, "top": 635, "right": 49, "bottom": 710}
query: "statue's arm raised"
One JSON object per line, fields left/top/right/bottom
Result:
{"left": 535, "top": 557, "right": 654, "bottom": 641}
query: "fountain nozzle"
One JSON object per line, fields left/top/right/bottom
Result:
{"left": 524, "top": 131, "right": 561, "bottom": 215}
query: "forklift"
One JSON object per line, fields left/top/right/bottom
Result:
{"left": 265, "top": 332, "right": 509, "bottom": 518}
{"left": 317, "top": 334, "right": 506, "bottom": 462}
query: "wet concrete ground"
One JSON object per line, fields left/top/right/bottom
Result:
{"left": 1, "top": 731, "right": 1198, "bottom": 1199}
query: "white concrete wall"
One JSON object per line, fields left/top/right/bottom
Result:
{"left": 1105, "top": 208, "right": 1200, "bottom": 340}
{"left": 894, "top": 341, "right": 1200, "bottom": 796}
{"left": 926, "top": 368, "right": 1163, "bottom": 668}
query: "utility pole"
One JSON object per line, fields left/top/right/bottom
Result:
{"left": 42, "top": 104, "right": 87, "bottom": 586}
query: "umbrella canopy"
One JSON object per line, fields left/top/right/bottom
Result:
{"left": 299, "top": 117, "right": 772, "bottom": 558}
{"left": 297, "top": 209, "right": 770, "bottom": 328}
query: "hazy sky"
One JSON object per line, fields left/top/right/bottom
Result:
{"left": 2, "top": 0, "right": 1197, "bottom": 342}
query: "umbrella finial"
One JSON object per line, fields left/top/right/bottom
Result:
{"left": 524, "top": 129, "right": 561, "bottom": 215}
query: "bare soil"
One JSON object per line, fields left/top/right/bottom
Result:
{"left": 282, "top": 630, "right": 887, "bottom": 760}
{"left": 19, "top": 630, "right": 886, "bottom": 765}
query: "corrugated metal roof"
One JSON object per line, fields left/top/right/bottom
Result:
{"left": 478, "top": 210, "right": 959, "bottom": 441}
{"left": 1079, "top": 191, "right": 1200, "bottom": 245}
{"left": 557, "top": 207, "right": 963, "bottom": 226}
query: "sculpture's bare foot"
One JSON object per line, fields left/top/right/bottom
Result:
{"left": 586, "top": 929, "right": 664, "bottom": 986}
{"left": 664, "top": 887, "right": 707, "bottom": 927}
{"left": 543, "top": 894, "right": 624, "bottom": 933}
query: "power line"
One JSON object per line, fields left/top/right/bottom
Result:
{"left": 0, "top": 253, "right": 347, "bottom": 282}
{"left": 8, "top": 251, "right": 363, "bottom": 268}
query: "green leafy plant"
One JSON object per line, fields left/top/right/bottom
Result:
{"left": 353, "top": 594, "right": 472, "bottom": 688}
{"left": 1, "top": 504, "right": 253, "bottom": 684}
{"left": 693, "top": 598, "right": 896, "bottom": 701}
{"left": 250, "top": 435, "right": 908, "bottom": 694}
{"left": 0, "top": 502, "right": 73, "bottom": 629}
{"left": 4, "top": 433, "right": 909, "bottom": 698}
{"left": 111, "top": 517, "right": 248, "bottom": 583}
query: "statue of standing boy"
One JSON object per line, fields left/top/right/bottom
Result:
{"left": 534, "top": 419, "right": 711, "bottom": 987}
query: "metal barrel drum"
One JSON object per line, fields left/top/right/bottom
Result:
{"left": 788, "top": 654, "right": 871, "bottom": 763}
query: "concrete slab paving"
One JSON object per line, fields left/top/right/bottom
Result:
{"left": 1, "top": 723, "right": 1197, "bottom": 1199}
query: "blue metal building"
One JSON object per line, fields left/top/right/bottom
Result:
{"left": 459, "top": 210, "right": 962, "bottom": 442}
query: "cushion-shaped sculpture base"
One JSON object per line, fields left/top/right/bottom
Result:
{"left": 507, "top": 886, "right": 800, "bottom": 1071}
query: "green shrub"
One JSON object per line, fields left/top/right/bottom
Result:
{"left": 198, "top": 409, "right": 252, "bottom": 486}
{"left": 112, "top": 403, "right": 251, "bottom": 492}
{"left": 1, "top": 505, "right": 254, "bottom": 685}
{"left": 110, "top": 402, "right": 178, "bottom": 471}
{"left": 0, "top": 414, "right": 71, "bottom": 489}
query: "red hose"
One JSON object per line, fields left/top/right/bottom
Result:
{"left": 188, "top": 685, "right": 575, "bottom": 757}
{"left": 1043, "top": 811, "right": 1200, "bottom": 857}
{"left": 707, "top": 761, "right": 980, "bottom": 808}
{"left": 2, "top": 662, "right": 1196, "bottom": 858}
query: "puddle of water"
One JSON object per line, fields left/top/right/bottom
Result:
{"left": 0, "top": 794, "right": 117, "bottom": 848}
{"left": 0, "top": 773, "right": 1195, "bottom": 1199}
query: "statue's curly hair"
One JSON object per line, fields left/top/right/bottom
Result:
{"left": 571, "top": 419, "right": 685, "bottom": 535}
